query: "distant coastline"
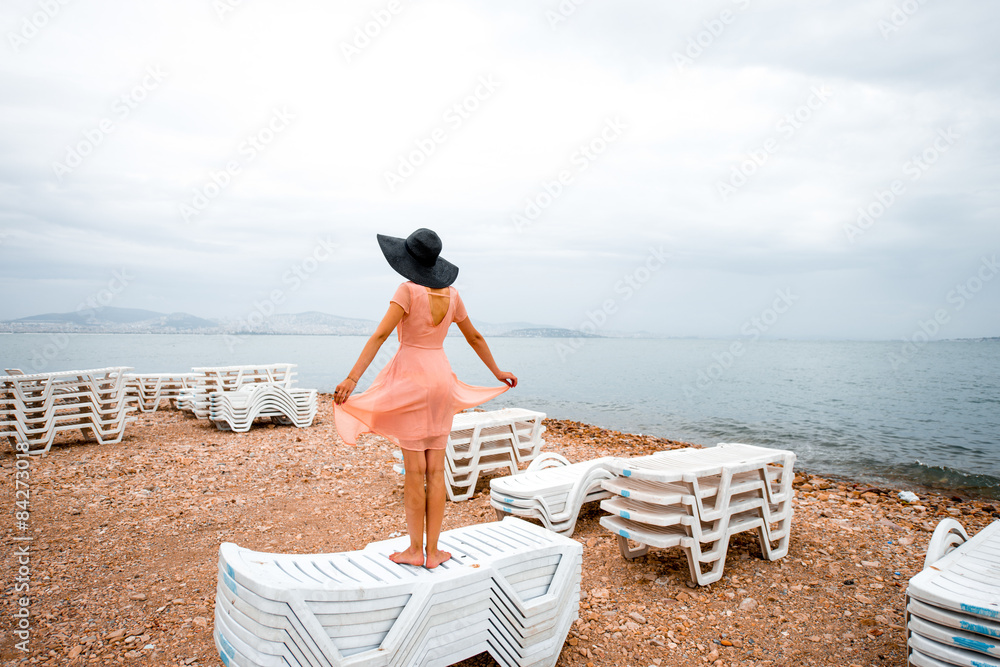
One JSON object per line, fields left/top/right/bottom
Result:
{"left": 0, "top": 307, "right": 641, "bottom": 339}
{"left": 1, "top": 307, "right": 996, "bottom": 341}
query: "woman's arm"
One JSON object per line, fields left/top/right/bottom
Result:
{"left": 333, "top": 303, "right": 405, "bottom": 404}
{"left": 456, "top": 317, "right": 518, "bottom": 388}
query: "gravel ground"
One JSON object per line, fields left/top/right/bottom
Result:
{"left": 2, "top": 398, "right": 998, "bottom": 667}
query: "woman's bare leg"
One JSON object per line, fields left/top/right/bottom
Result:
{"left": 390, "top": 449, "right": 426, "bottom": 566}
{"left": 423, "top": 449, "right": 451, "bottom": 568}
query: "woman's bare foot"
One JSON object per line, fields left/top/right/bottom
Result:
{"left": 424, "top": 548, "right": 451, "bottom": 569}
{"left": 388, "top": 547, "right": 424, "bottom": 567}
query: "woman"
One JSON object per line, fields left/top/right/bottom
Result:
{"left": 333, "top": 228, "right": 517, "bottom": 568}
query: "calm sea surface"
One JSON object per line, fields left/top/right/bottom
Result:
{"left": 3, "top": 334, "right": 998, "bottom": 498}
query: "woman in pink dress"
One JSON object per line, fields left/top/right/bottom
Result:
{"left": 333, "top": 228, "right": 517, "bottom": 568}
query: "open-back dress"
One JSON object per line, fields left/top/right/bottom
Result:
{"left": 333, "top": 281, "right": 509, "bottom": 451}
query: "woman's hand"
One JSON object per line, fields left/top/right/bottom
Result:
{"left": 496, "top": 371, "right": 518, "bottom": 389}
{"left": 333, "top": 377, "right": 357, "bottom": 405}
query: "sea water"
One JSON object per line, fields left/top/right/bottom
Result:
{"left": 3, "top": 334, "right": 998, "bottom": 498}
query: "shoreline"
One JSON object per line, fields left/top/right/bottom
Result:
{"left": 543, "top": 418, "right": 1000, "bottom": 507}
{"left": 1, "top": 397, "right": 998, "bottom": 666}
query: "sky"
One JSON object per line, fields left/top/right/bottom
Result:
{"left": 1, "top": 0, "right": 998, "bottom": 340}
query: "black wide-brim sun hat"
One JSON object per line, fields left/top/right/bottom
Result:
{"left": 377, "top": 228, "right": 459, "bottom": 289}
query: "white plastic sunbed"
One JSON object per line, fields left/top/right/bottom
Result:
{"left": 489, "top": 454, "right": 615, "bottom": 537}
{"left": 180, "top": 364, "right": 297, "bottom": 419}
{"left": 214, "top": 517, "right": 581, "bottom": 667}
{"left": 1, "top": 367, "right": 135, "bottom": 454}
{"left": 596, "top": 443, "right": 795, "bottom": 586}
{"left": 906, "top": 518, "right": 1000, "bottom": 667}
{"left": 393, "top": 408, "right": 547, "bottom": 502}
{"left": 125, "top": 373, "right": 197, "bottom": 412}
{"left": 448, "top": 408, "right": 545, "bottom": 465}
{"left": 209, "top": 385, "right": 317, "bottom": 432}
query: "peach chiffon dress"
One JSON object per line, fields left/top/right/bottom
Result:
{"left": 334, "top": 281, "right": 509, "bottom": 451}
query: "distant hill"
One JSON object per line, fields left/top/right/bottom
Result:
{"left": 15, "top": 307, "right": 166, "bottom": 326}
{"left": 5, "top": 307, "right": 217, "bottom": 332}
{"left": 0, "top": 307, "right": 580, "bottom": 336}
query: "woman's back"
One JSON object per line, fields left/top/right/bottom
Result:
{"left": 393, "top": 282, "right": 466, "bottom": 349}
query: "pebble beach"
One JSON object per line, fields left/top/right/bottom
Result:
{"left": 2, "top": 398, "right": 999, "bottom": 667}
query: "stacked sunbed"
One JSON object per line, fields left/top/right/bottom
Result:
{"left": 177, "top": 363, "right": 297, "bottom": 419}
{"left": 598, "top": 443, "right": 795, "bottom": 586}
{"left": 393, "top": 408, "right": 547, "bottom": 502}
{"left": 490, "top": 453, "right": 615, "bottom": 536}
{"left": 443, "top": 408, "right": 546, "bottom": 501}
{"left": 1, "top": 367, "right": 135, "bottom": 455}
{"left": 214, "top": 517, "right": 581, "bottom": 667}
{"left": 208, "top": 384, "right": 317, "bottom": 432}
{"left": 125, "top": 373, "right": 197, "bottom": 412}
{"left": 906, "top": 519, "right": 1000, "bottom": 667}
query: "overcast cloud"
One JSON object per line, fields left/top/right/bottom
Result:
{"left": 1, "top": 0, "right": 998, "bottom": 339}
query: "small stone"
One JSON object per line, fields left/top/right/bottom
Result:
{"left": 129, "top": 593, "right": 146, "bottom": 601}
{"left": 629, "top": 612, "right": 646, "bottom": 624}
{"left": 720, "top": 639, "right": 733, "bottom": 646}
{"left": 68, "top": 645, "right": 84, "bottom": 659}
{"left": 738, "top": 597, "right": 758, "bottom": 611}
